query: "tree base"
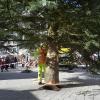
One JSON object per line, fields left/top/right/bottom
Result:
{"left": 39, "top": 84, "right": 61, "bottom": 91}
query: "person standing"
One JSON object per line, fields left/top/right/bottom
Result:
{"left": 0, "top": 58, "right": 3, "bottom": 72}
{"left": 38, "top": 44, "right": 47, "bottom": 85}
{"left": 0, "top": 58, "right": 5, "bottom": 72}
{"left": 5, "top": 56, "right": 10, "bottom": 71}
{"left": 14, "top": 56, "right": 18, "bottom": 68}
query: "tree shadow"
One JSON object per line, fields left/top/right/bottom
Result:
{"left": 41, "top": 76, "right": 100, "bottom": 91}
{"left": 0, "top": 89, "right": 39, "bottom": 100}
{"left": 59, "top": 74, "right": 100, "bottom": 89}
{"left": 0, "top": 71, "right": 38, "bottom": 80}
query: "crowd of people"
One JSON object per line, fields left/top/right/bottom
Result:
{"left": 0, "top": 55, "right": 18, "bottom": 72}
{"left": 0, "top": 53, "right": 38, "bottom": 72}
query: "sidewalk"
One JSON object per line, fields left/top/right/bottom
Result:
{"left": 0, "top": 67, "right": 100, "bottom": 100}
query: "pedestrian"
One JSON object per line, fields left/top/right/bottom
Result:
{"left": 38, "top": 43, "right": 47, "bottom": 85}
{"left": 0, "top": 58, "right": 5, "bottom": 72}
{"left": 21, "top": 54, "right": 25, "bottom": 67}
{"left": 14, "top": 56, "right": 18, "bottom": 68}
{"left": 5, "top": 56, "right": 10, "bottom": 71}
{"left": 10, "top": 55, "right": 15, "bottom": 69}
{"left": 0, "top": 58, "right": 3, "bottom": 72}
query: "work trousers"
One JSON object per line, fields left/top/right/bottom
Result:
{"left": 38, "top": 63, "right": 46, "bottom": 82}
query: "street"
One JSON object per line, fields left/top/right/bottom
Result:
{"left": 0, "top": 67, "right": 100, "bottom": 100}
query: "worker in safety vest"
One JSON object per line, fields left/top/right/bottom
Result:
{"left": 38, "top": 43, "right": 47, "bottom": 85}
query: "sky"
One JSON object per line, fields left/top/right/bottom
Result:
{"left": 64, "top": 0, "right": 81, "bottom": 7}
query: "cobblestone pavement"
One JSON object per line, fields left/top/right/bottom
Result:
{"left": 0, "top": 67, "right": 100, "bottom": 100}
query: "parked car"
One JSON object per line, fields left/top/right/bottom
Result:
{"left": 59, "top": 55, "right": 77, "bottom": 70}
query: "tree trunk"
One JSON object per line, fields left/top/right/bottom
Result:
{"left": 45, "top": 44, "right": 59, "bottom": 84}
{"left": 45, "top": 25, "right": 59, "bottom": 85}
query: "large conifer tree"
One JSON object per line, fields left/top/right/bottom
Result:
{"left": 0, "top": 0, "right": 100, "bottom": 87}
